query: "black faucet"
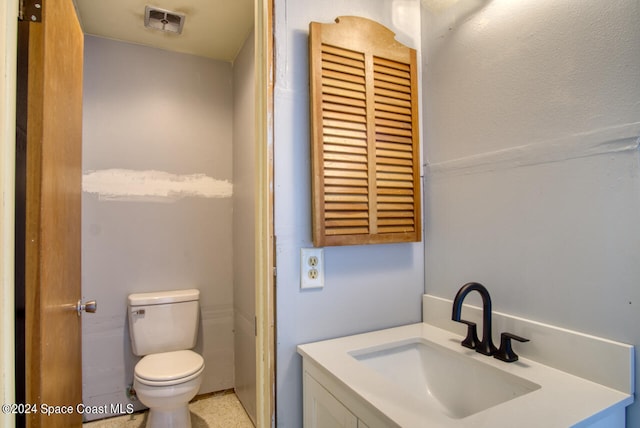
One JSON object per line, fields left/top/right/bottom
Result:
{"left": 451, "top": 282, "right": 498, "bottom": 356}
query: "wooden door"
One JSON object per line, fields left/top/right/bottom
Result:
{"left": 19, "top": 0, "right": 84, "bottom": 426}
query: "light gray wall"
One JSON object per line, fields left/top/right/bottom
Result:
{"left": 81, "top": 36, "right": 235, "bottom": 420}
{"left": 232, "top": 29, "right": 257, "bottom": 424}
{"left": 421, "top": 0, "right": 640, "bottom": 425}
{"left": 273, "top": 1, "right": 425, "bottom": 426}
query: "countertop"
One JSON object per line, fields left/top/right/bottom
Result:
{"left": 298, "top": 323, "right": 633, "bottom": 428}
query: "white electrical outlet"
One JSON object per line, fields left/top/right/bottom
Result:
{"left": 301, "top": 248, "right": 324, "bottom": 289}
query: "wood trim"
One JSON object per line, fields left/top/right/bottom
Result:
{"left": 309, "top": 16, "right": 421, "bottom": 247}
{"left": 255, "top": 0, "right": 275, "bottom": 426}
{"left": 24, "top": 17, "right": 45, "bottom": 424}
{"left": 309, "top": 22, "right": 326, "bottom": 247}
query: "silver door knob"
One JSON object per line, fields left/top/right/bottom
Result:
{"left": 77, "top": 299, "right": 97, "bottom": 316}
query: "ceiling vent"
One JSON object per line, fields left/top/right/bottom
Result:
{"left": 144, "top": 6, "right": 185, "bottom": 34}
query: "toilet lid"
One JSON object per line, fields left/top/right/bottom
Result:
{"left": 135, "top": 350, "right": 204, "bottom": 383}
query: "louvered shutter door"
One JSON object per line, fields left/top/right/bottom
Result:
{"left": 309, "top": 16, "right": 421, "bottom": 247}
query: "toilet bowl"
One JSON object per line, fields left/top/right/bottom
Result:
{"left": 134, "top": 350, "right": 204, "bottom": 427}
{"left": 128, "top": 289, "right": 204, "bottom": 428}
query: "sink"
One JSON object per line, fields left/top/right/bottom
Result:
{"left": 350, "top": 338, "right": 541, "bottom": 419}
{"left": 299, "top": 322, "right": 633, "bottom": 427}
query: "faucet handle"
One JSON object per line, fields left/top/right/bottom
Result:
{"left": 494, "top": 332, "right": 529, "bottom": 363}
{"left": 457, "top": 320, "right": 479, "bottom": 350}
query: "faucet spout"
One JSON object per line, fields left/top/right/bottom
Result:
{"left": 451, "top": 282, "right": 497, "bottom": 356}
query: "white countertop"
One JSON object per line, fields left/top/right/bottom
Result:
{"left": 297, "top": 323, "right": 633, "bottom": 428}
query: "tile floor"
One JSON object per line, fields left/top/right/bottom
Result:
{"left": 83, "top": 390, "right": 254, "bottom": 428}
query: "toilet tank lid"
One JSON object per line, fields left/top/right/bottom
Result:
{"left": 128, "top": 289, "right": 200, "bottom": 306}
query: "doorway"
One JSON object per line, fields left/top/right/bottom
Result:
{"left": 5, "top": 0, "right": 274, "bottom": 426}
{"left": 77, "top": 1, "right": 274, "bottom": 426}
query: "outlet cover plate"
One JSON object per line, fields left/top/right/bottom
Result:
{"left": 301, "top": 248, "right": 324, "bottom": 289}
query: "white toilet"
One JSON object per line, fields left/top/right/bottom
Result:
{"left": 128, "top": 289, "right": 205, "bottom": 428}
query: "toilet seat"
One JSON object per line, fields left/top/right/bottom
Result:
{"left": 135, "top": 350, "right": 204, "bottom": 387}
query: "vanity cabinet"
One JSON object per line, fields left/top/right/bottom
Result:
{"left": 302, "top": 359, "right": 394, "bottom": 428}
{"left": 304, "top": 373, "right": 364, "bottom": 428}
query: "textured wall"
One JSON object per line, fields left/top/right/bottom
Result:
{"left": 81, "top": 36, "right": 235, "bottom": 420}
{"left": 421, "top": 0, "right": 640, "bottom": 424}
{"left": 273, "top": 1, "right": 425, "bottom": 426}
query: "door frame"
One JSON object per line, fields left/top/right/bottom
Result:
{"left": 1, "top": 1, "right": 18, "bottom": 428}
{"left": 255, "top": 0, "right": 275, "bottom": 425}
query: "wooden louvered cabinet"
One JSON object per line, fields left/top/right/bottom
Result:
{"left": 309, "top": 16, "right": 422, "bottom": 247}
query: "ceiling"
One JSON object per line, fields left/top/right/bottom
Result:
{"left": 73, "top": 0, "right": 254, "bottom": 62}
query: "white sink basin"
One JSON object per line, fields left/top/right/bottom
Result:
{"left": 350, "top": 338, "right": 541, "bottom": 419}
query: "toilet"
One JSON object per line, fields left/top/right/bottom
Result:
{"left": 128, "top": 289, "right": 205, "bottom": 428}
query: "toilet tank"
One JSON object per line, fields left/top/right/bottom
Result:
{"left": 128, "top": 289, "right": 200, "bottom": 356}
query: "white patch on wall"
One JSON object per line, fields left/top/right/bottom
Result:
{"left": 426, "top": 122, "right": 640, "bottom": 178}
{"left": 83, "top": 169, "right": 233, "bottom": 202}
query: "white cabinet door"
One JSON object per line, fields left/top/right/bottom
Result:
{"left": 304, "top": 373, "right": 358, "bottom": 428}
